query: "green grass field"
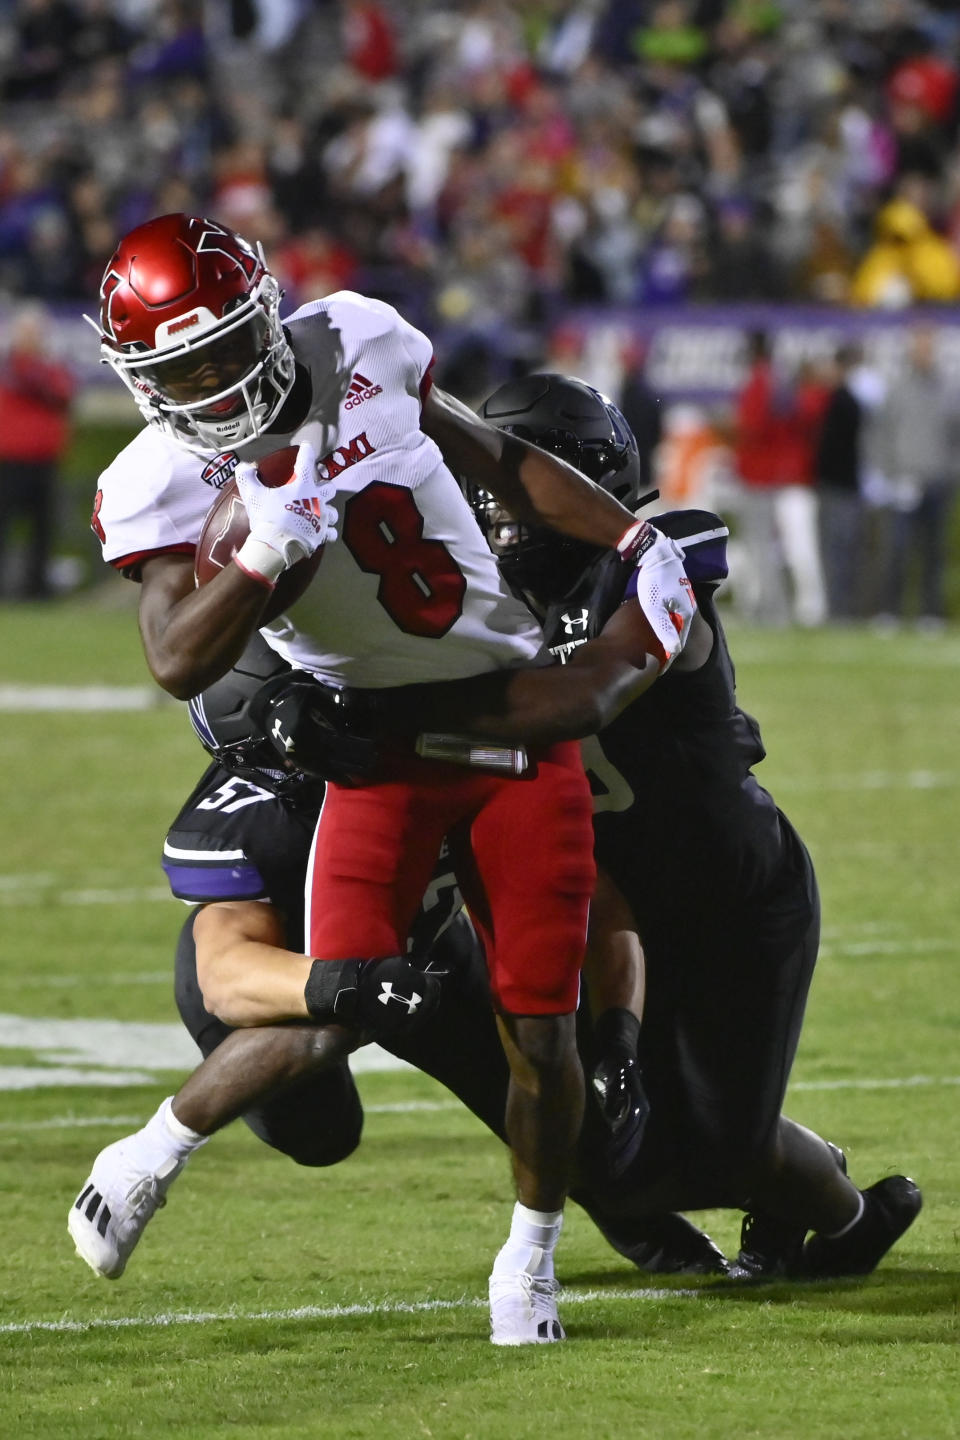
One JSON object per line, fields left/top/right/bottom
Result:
{"left": 1, "top": 592, "right": 958, "bottom": 1439}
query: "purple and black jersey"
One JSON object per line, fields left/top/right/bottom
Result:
{"left": 539, "top": 508, "right": 820, "bottom": 1191}
{"left": 540, "top": 509, "right": 792, "bottom": 909}
{"left": 163, "top": 764, "right": 317, "bottom": 946}
{"left": 163, "top": 762, "right": 462, "bottom": 955}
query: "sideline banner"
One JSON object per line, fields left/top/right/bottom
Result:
{"left": 548, "top": 302, "right": 960, "bottom": 403}
{"left": 4, "top": 301, "right": 960, "bottom": 402}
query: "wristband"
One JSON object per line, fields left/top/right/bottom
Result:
{"left": 234, "top": 536, "right": 285, "bottom": 589}
{"left": 304, "top": 958, "right": 361, "bottom": 1023}
{"left": 616, "top": 520, "right": 656, "bottom": 565}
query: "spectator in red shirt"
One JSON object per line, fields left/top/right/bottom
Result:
{"left": 0, "top": 302, "right": 76, "bottom": 599}
{"left": 341, "top": 0, "right": 398, "bottom": 85}
{"left": 732, "top": 332, "right": 828, "bottom": 628}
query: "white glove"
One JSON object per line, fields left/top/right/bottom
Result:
{"left": 234, "top": 442, "right": 338, "bottom": 569}
{"left": 617, "top": 520, "right": 696, "bottom": 671}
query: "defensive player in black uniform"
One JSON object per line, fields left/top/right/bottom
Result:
{"left": 68, "top": 634, "right": 728, "bottom": 1283}
{"left": 317, "top": 375, "right": 922, "bottom": 1280}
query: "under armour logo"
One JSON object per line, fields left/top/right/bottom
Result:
{"left": 561, "top": 608, "right": 589, "bottom": 635}
{"left": 377, "top": 981, "right": 422, "bottom": 1015}
{"left": 271, "top": 717, "right": 295, "bottom": 752}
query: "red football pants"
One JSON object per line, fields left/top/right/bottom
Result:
{"left": 306, "top": 741, "right": 595, "bottom": 1015}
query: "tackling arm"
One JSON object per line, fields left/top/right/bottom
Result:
{"left": 447, "top": 602, "right": 664, "bottom": 745}
{"left": 422, "top": 384, "right": 639, "bottom": 547}
{"left": 341, "top": 602, "right": 706, "bottom": 748}
{"left": 192, "top": 897, "right": 443, "bottom": 1036}
{"left": 192, "top": 899, "right": 314, "bottom": 1028}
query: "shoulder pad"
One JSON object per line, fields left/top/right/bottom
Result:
{"left": 162, "top": 830, "right": 269, "bottom": 903}
{"left": 653, "top": 510, "right": 728, "bottom": 584}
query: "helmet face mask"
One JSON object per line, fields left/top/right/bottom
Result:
{"left": 91, "top": 214, "right": 296, "bottom": 455}
{"left": 206, "top": 733, "right": 314, "bottom": 800}
{"left": 470, "top": 487, "right": 597, "bottom": 605}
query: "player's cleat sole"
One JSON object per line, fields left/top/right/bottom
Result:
{"left": 728, "top": 1142, "right": 847, "bottom": 1281}
{"left": 799, "top": 1175, "right": 922, "bottom": 1278}
{"left": 591, "top": 1210, "right": 730, "bottom": 1276}
{"left": 67, "top": 1138, "right": 186, "bottom": 1279}
{"left": 489, "top": 1269, "right": 565, "bottom": 1345}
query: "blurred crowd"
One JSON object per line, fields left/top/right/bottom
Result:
{"left": 1, "top": 0, "right": 960, "bottom": 332}
{"left": 1, "top": 0, "right": 958, "bottom": 617}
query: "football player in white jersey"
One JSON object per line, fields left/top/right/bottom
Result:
{"left": 89, "top": 212, "right": 696, "bottom": 1345}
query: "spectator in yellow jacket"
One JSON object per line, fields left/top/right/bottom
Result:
{"left": 851, "top": 199, "right": 960, "bottom": 307}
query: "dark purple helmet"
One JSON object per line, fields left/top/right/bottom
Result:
{"left": 471, "top": 373, "right": 645, "bottom": 602}
{"left": 187, "top": 633, "right": 321, "bottom": 804}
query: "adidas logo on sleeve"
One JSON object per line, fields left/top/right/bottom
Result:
{"left": 344, "top": 371, "right": 383, "bottom": 409}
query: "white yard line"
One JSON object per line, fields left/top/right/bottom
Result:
{"left": 0, "top": 686, "right": 162, "bottom": 711}
{"left": 0, "top": 1287, "right": 704, "bottom": 1337}
{"left": 0, "top": 1067, "right": 164, "bottom": 1089}
{"left": 0, "top": 1010, "right": 957, "bottom": 1092}
{"left": 29, "top": 973, "right": 172, "bottom": 987}
{"left": 1, "top": 1074, "right": 957, "bottom": 1130}
{"left": 0, "top": 886, "right": 172, "bottom": 907}
{"left": 0, "top": 1100, "right": 463, "bottom": 1130}
{"left": 0, "top": 1113, "right": 147, "bottom": 1130}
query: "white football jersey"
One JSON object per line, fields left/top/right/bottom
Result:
{"left": 93, "top": 292, "right": 546, "bottom": 686}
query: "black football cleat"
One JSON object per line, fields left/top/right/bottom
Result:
{"left": 728, "top": 1208, "right": 808, "bottom": 1281}
{"left": 593, "top": 1210, "right": 730, "bottom": 1276}
{"left": 728, "top": 1142, "right": 847, "bottom": 1281}
{"left": 799, "top": 1175, "right": 923, "bottom": 1278}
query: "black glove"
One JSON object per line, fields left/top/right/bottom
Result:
{"left": 248, "top": 674, "right": 381, "bottom": 786}
{"left": 589, "top": 1007, "right": 650, "bottom": 1181}
{"left": 304, "top": 954, "right": 443, "bottom": 1038}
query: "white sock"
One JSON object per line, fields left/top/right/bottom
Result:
{"left": 823, "top": 1190, "right": 865, "bottom": 1239}
{"left": 492, "top": 1202, "right": 564, "bottom": 1279}
{"left": 133, "top": 1097, "right": 207, "bottom": 1171}
{"left": 163, "top": 1098, "right": 208, "bottom": 1152}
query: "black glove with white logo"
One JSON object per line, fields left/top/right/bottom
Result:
{"left": 304, "top": 955, "right": 443, "bottom": 1038}
{"left": 249, "top": 674, "right": 381, "bottom": 787}
{"left": 589, "top": 1007, "right": 650, "bottom": 1182}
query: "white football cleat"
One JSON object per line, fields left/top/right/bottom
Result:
{"left": 68, "top": 1137, "right": 186, "bottom": 1279}
{"left": 489, "top": 1267, "right": 566, "bottom": 1345}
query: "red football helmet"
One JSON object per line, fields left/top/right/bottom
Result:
{"left": 90, "top": 213, "right": 296, "bottom": 454}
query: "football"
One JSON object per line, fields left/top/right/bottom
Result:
{"left": 194, "top": 448, "right": 325, "bottom": 624}
{"left": 249, "top": 445, "right": 304, "bottom": 489}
